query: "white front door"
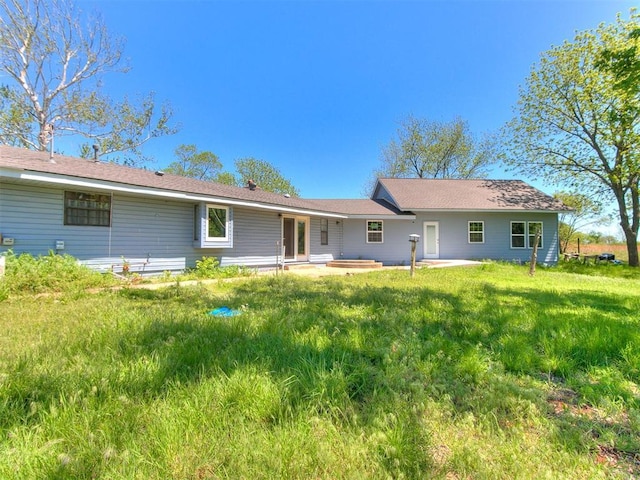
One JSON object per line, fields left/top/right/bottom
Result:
{"left": 423, "top": 221, "right": 439, "bottom": 259}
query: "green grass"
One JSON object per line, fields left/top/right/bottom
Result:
{"left": 1, "top": 262, "right": 639, "bottom": 478}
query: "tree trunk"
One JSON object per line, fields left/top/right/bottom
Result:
{"left": 612, "top": 184, "right": 639, "bottom": 267}
{"left": 622, "top": 226, "right": 639, "bottom": 267}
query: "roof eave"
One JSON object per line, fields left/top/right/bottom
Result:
{"left": 407, "top": 208, "right": 568, "bottom": 214}
{"left": 345, "top": 214, "right": 416, "bottom": 220}
{"left": 1, "top": 168, "right": 348, "bottom": 218}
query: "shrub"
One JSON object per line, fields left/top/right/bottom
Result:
{"left": 0, "top": 250, "right": 115, "bottom": 297}
{"left": 189, "top": 256, "right": 254, "bottom": 279}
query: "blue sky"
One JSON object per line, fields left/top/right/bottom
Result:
{"left": 79, "top": 0, "right": 636, "bottom": 200}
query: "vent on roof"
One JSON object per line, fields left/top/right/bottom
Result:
{"left": 92, "top": 144, "right": 99, "bottom": 162}
{"left": 248, "top": 179, "right": 257, "bottom": 191}
{"left": 155, "top": 171, "right": 165, "bottom": 176}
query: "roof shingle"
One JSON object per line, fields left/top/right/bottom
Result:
{"left": 0, "top": 145, "right": 340, "bottom": 214}
{"left": 377, "top": 178, "right": 570, "bottom": 212}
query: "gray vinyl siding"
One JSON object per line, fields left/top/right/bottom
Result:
{"left": 0, "top": 182, "right": 196, "bottom": 273}
{"left": 372, "top": 183, "right": 395, "bottom": 205}
{"left": 416, "top": 212, "right": 559, "bottom": 263}
{"left": 1, "top": 181, "right": 70, "bottom": 254}
{"left": 308, "top": 217, "right": 342, "bottom": 263}
{"left": 342, "top": 218, "right": 416, "bottom": 265}
{"left": 0, "top": 181, "right": 343, "bottom": 272}
{"left": 215, "top": 207, "right": 282, "bottom": 266}
{"left": 218, "top": 212, "right": 343, "bottom": 266}
{"left": 340, "top": 212, "right": 559, "bottom": 265}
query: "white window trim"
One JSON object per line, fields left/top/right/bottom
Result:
{"left": 510, "top": 221, "right": 526, "bottom": 249}
{"left": 206, "top": 204, "right": 230, "bottom": 242}
{"left": 528, "top": 222, "right": 543, "bottom": 249}
{"left": 510, "top": 221, "right": 544, "bottom": 249}
{"left": 468, "top": 221, "right": 484, "bottom": 244}
{"left": 366, "top": 220, "right": 384, "bottom": 244}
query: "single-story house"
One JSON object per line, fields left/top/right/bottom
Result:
{"left": 0, "top": 145, "right": 570, "bottom": 274}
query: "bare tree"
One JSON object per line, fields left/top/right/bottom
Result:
{"left": 0, "top": 0, "right": 176, "bottom": 163}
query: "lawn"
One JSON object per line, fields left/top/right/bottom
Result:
{"left": 0, "top": 262, "right": 639, "bottom": 479}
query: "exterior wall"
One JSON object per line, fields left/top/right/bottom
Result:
{"left": 342, "top": 218, "right": 417, "bottom": 265}
{"left": 341, "top": 211, "right": 560, "bottom": 265}
{"left": 309, "top": 217, "right": 342, "bottom": 263}
{"left": 414, "top": 212, "right": 559, "bottom": 264}
{"left": 217, "top": 212, "right": 343, "bottom": 266}
{"left": 0, "top": 181, "right": 344, "bottom": 273}
{"left": 0, "top": 181, "right": 196, "bottom": 274}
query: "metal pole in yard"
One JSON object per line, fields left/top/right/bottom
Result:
{"left": 409, "top": 234, "right": 420, "bottom": 278}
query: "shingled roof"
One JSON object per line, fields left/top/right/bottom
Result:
{"left": 376, "top": 178, "right": 570, "bottom": 212}
{"left": 1, "top": 146, "right": 569, "bottom": 216}
{"left": 307, "top": 198, "right": 410, "bottom": 217}
{"left": 0, "top": 145, "right": 343, "bottom": 215}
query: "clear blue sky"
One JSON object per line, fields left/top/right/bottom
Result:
{"left": 80, "top": 0, "right": 635, "bottom": 200}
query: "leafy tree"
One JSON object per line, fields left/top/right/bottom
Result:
{"left": 597, "top": 26, "right": 640, "bottom": 100}
{"left": 0, "top": 0, "right": 177, "bottom": 164}
{"left": 554, "top": 191, "right": 608, "bottom": 253}
{"left": 214, "top": 171, "right": 239, "bottom": 186}
{"left": 164, "top": 144, "right": 222, "bottom": 181}
{"left": 234, "top": 157, "right": 300, "bottom": 196}
{"left": 375, "top": 115, "right": 496, "bottom": 180}
{"left": 502, "top": 11, "right": 640, "bottom": 266}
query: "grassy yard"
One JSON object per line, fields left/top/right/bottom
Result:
{"left": 1, "top": 262, "right": 639, "bottom": 479}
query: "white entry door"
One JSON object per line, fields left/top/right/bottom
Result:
{"left": 423, "top": 222, "right": 440, "bottom": 259}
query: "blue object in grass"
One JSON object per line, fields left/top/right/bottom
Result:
{"left": 209, "top": 306, "right": 241, "bottom": 317}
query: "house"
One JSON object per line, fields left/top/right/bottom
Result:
{"left": 0, "top": 145, "right": 569, "bottom": 274}
{"left": 329, "top": 177, "right": 571, "bottom": 265}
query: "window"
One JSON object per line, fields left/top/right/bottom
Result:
{"left": 511, "top": 221, "right": 526, "bottom": 248}
{"left": 320, "top": 218, "right": 329, "bottom": 245}
{"left": 367, "top": 220, "right": 383, "bottom": 243}
{"left": 206, "top": 205, "right": 229, "bottom": 240}
{"left": 511, "top": 221, "right": 543, "bottom": 249}
{"left": 64, "top": 191, "right": 111, "bottom": 226}
{"left": 528, "top": 222, "right": 543, "bottom": 248}
{"left": 468, "top": 221, "right": 484, "bottom": 243}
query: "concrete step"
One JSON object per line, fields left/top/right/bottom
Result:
{"left": 284, "top": 263, "right": 319, "bottom": 271}
{"left": 326, "top": 259, "right": 383, "bottom": 269}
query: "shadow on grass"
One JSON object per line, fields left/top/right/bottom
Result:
{"left": 3, "top": 270, "right": 639, "bottom": 472}
{"left": 119, "top": 273, "right": 639, "bottom": 415}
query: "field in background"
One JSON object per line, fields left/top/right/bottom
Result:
{"left": 565, "top": 242, "right": 629, "bottom": 262}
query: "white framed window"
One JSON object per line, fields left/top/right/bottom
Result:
{"left": 528, "top": 222, "right": 543, "bottom": 248}
{"left": 511, "top": 221, "right": 526, "bottom": 248}
{"left": 468, "top": 221, "right": 484, "bottom": 243}
{"left": 367, "top": 220, "right": 383, "bottom": 243}
{"left": 511, "top": 221, "right": 543, "bottom": 249}
{"left": 206, "top": 204, "right": 229, "bottom": 241}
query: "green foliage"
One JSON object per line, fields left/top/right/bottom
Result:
{"left": 189, "top": 256, "right": 253, "bottom": 279}
{"left": 234, "top": 157, "right": 300, "bottom": 196}
{"left": 554, "top": 191, "right": 608, "bottom": 252}
{"left": 502, "top": 9, "right": 640, "bottom": 265}
{"left": 0, "top": 250, "right": 115, "bottom": 297}
{"left": 163, "top": 144, "right": 222, "bottom": 181}
{"left": 194, "top": 255, "right": 221, "bottom": 277}
{"left": 0, "top": 265, "right": 638, "bottom": 478}
{"left": 369, "top": 115, "right": 496, "bottom": 193}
